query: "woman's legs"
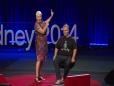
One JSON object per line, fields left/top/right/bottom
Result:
{"left": 36, "top": 59, "right": 41, "bottom": 76}
{"left": 35, "top": 61, "right": 40, "bottom": 82}
{"left": 35, "top": 57, "right": 44, "bottom": 82}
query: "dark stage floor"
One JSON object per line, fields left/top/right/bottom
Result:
{"left": 0, "top": 48, "right": 114, "bottom": 86}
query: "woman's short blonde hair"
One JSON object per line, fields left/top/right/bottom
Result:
{"left": 36, "top": 11, "right": 42, "bottom": 16}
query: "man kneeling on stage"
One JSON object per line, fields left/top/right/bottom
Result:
{"left": 53, "top": 24, "right": 77, "bottom": 85}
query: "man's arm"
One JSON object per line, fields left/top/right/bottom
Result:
{"left": 53, "top": 37, "right": 61, "bottom": 60}
{"left": 53, "top": 48, "right": 59, "bottom": 60}
{"left": 71, "top": 49, "right": 77, "bottom": 63}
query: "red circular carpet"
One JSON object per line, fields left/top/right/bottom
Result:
{"left": 6, "top": 74, "right": 102, "bottom": 86}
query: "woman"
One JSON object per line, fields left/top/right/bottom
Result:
{"left": 35, "top": 9, "right": 54, "bottom": 82}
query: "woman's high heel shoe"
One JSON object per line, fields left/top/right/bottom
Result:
{"left": 35, "top": 77, "right": 41, "bottom": 82}
{"left": 38, "top": 76, "right": 45, "bottom": 80}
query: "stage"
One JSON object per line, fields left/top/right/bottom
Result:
{"left": 0, "top": 48, "right": 114, "bottom": 86}
{"left": 0, "top": 0, "right": 114, "bottom": 85}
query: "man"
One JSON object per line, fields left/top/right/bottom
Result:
{"left": 53, "top": 24, "right": 77, "bottom": 85}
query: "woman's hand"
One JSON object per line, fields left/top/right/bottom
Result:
{"left": 45, "top": 9, "right": 54, "bottom": 25}
{"left": 51, "top": 9, "right": 54, "bottom": 17}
